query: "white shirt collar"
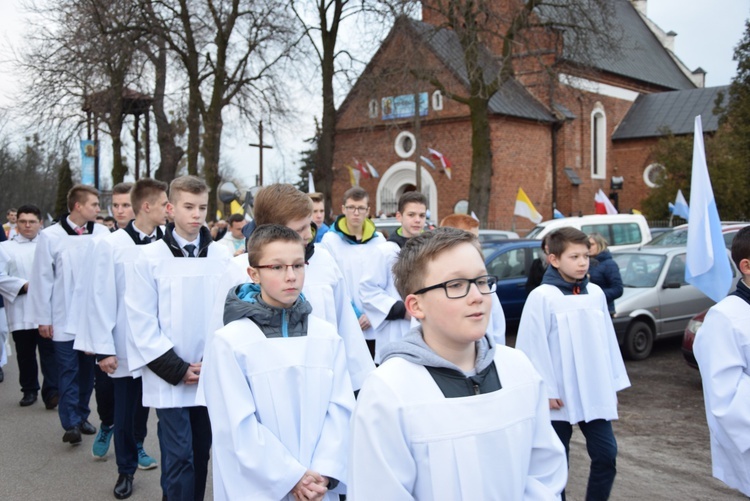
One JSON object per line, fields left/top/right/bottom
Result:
{"left": 171, "top": 229, "right": 200, "bottom": 256}
{"left": 12, "top": 234, "right": 37, "bottom": 243}
{"left": 132, "top": 222, "right": 157, "bottom": 241}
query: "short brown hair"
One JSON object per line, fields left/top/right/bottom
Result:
{"left": 228, "top": 213, "right": 245, "bottom": 225}
{"left": 397, "top": 191, "right": 428, "bottom": 214}
{"left": 131, "top": 178, "right": 168, "bottom": 215}
{"left": 67, "top": 185, "right": 100, "bottom": 212}
{"left": 440, "top": 214, "right": 479, "bottom": 231}
{"left": 308, "top": 192, "right": 324, "bottom": 204}
{"left": 112, "top": 182, "right": 134, "bottom": 195}
{"left": 546, "top": 227, "right": 590, "bottom": 257}
{"left": 169, "top": 175, "right": 208, "bottom": 203}
{"left": 246, "top": 224, "right": 304, "bottom": 267}
{"left": 254, "top": 184, "right": 313, "bottom": 226}
{"left": 393, "top": 227, "right": 481, "bottom": 299}
{"left": 342, "top": 187, "right": 368, "bottom": 205}
{"left": 731, "top": 226, "right": 750, "bottom": 272}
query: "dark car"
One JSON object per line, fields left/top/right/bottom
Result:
{"left": 681, "top": 309, "right": 707, "bottom": 370}
{"left": 482, "top": 239, "right": 545, "bottom": 327}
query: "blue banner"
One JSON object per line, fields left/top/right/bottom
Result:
{"left": 382, "top": 93, "right": 428, "bottom": 120}
{"left": 80, "top": 140, "right": 96, "bottom": 186}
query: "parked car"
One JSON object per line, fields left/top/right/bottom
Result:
{"left": 611, "top": 247, "right": 738, "bottom": 360}
{"left": 648, "top": 227, "right": 673, "bottom": 240}
{"left": 681, "top": 309, "right": 706, "bottom": 370}
{"left": 525, "top": 214, "right": 651, "bottom": 251}
{"left": 646, "top": 222, "right": 749, "bottom": 249}
{"left": 482, "top": 239, "right": 545, "bottom": 327}
{"left": 478, "top": 229, "right": 520, "bottom": 242}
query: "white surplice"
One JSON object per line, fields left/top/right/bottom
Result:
{"left": 124, "top": 240, "right": 232, "bottom": 408}
{"left": 0, "top": 238, "right": 38, "bottom": 332}
{"left": 72, "top": 230, "right": 142, "bottom": 378}
{"left": 202, "top": 316, "right": 354, "bottom": 501}
{"left": 25, "top": 223, "right": 109, "bottom": 341}
{"left": 348, "top": 345, "right": 567, "bottom": 500}
{"left": 320, "top": 230, "right": 385, "bottom": 340}
{"left": 694, "top": 295, "right": 750, "bottom": 496}
{"left": 515, "top": 283, "right": 630, "bottom": 424}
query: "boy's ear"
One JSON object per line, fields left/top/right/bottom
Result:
{"left": 547, "top": 253, "right": 561, "bottom": 269}
{"left": 739, "top": 258, "right": 750, "bottom": 277}
{"left": 247, "top": 266, "right": 260, "bottom": 284}
{"left": 405, "top": 293, "right": 425, "bottom": 320}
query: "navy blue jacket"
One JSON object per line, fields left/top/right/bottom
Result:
{"left": 588, "top": 250, "right": 623, "bottom": 313}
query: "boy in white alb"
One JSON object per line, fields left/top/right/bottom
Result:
{"left": 349, "top": 228, "right": 567, "bottom": 499}
{"left": 203, "top": 224, "right": 355, "bottom": 500}
{"left": 321, "top": 187, "right": 385, "bottom": 355}
{"left": 27, "top": 185, "right": 110, "bottom": 445}
{"left": 360, "top": 191, "right": 426, "bottom": 362}
{"left": 694, "top": 226, "right": 750, "bottom": 497}
{"left": 74, "top": 179, "right": 168, "bottom": 499}
{"left": 515, "top": 227, "right": 630, "bottom": 501}
{"left": 125, "top": 176, "right": 232, "bottom": 501}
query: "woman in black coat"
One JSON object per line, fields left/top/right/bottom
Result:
{"left": 588, "top": 232, "right": 623, "bottom": 314}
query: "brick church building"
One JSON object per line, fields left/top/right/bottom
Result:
{"left": 331, "top": 0, "right": 726, "bottom": 231}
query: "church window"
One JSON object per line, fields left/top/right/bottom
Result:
{"left": 591, "top": 107, "right": 606, "bottom": 179}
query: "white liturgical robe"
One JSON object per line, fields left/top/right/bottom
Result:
{"left": 694, "top": 294, "right": 750, "bottom": 496}
{"left": 515, "top": 283, "right": 630, "bottom": 424}
{"left": 125, "top": 239, "right": 232, "bottom": 408}
{"left": 348, "top": 345, "right": 567, "bottom": 500}
{"left": 0, "top": 238, "right": 38, "bottom": 332}
{"left": 203, "top": 316, "right": 354, "bottom": 501}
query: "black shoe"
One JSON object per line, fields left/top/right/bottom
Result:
{"left": 63, "top": 426, "right": 82, "bottom": 445}
{"left": 79, "top": 420, "right": 97, "bottom": 435}
{"left": 0, "top": 367, "right": 4, "bottom": 382}
{"left": 44, "top": 393, "right": 59, "bottom": 410}
{"left": 114, "top": 474, "right": 134, "bottom": 499}
{"left": 19, "top": 392, "right": 38, "bottom": 407}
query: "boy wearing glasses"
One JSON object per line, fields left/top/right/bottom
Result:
{"left": 321, "top": 187, "right": 385, "bottom": 346}
{"left": 202, "top": 224, "right": 355, "bottom": 500}
{"left": 125, "top": 176, "right": 233, "bottom": 500}
{"left": 516, "top": 227, "right": 630, "bottom": 501}
{"left": 349, "top": 228, "right": 566, "bottom": 499}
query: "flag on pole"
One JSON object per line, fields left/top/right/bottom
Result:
{"left": 594, "top": 189, "right": 618, "bottom": 214}
{"left": 685, "top": 116, "right": 733, "bottom": 302}
{"left": 514, "top": 188, "right": 543, "bottom": 224}
{"left": 366, "top": 161, "right": 380, "bottom": 179}
{"left": 420, "top": 155, "right": 437, "bottom": 170}
{"left": 353, "top": 158, "right": 370, "bottom": 179}
{"left": 308, "top": 172, "right": 315, "bottom": 193}
{"left": 345, "top": 165, "right": 360, "bottom": 187}
{"left": 673, "top": 189, "right": 689, "bottom": 220}
{"left": 553, "top": 209, "right": 565, "bottom": 219}
{"left": 470, "top": 211, "right": 479, "bottom": 221}
{"left": 668, "top": 202, "right": 675, "bottom": 214}
{"left": 429, "top": 148, "right": 453, "bottom": 180}
{"left": 230, "top": 200, "right": 244, "bottom": 215}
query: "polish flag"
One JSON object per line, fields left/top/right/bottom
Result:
{"left": 353, "top": 158, "right": 370, "bottom": 179}
{"left": 594, "top": 189, "right": 617, "bottom": 215}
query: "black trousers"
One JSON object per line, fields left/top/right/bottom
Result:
{"left": 11, "top": 328, "right": 58, "bottom": 403}
{"left": 94, "top": 363, "right": 115, "bottom": 426}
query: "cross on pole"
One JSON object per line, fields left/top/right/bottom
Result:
{"left": 248, "top": 121, "right": 273, "bottom": 186}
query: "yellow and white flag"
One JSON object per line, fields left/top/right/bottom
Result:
{"left": 514, "top": 188, "right": 542, "bottom": 223}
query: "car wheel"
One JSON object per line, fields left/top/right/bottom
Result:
{"left": 624, "top": 320, "right": 654, "bottom": 360}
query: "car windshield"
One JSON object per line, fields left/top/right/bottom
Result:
{"left": 646, "top": 228, "right": 687, "bottom": 246}
{"left": 613, "top": 253, "right": 666, "bottom": 288}
{"left": 525, "top": 226, "right": 544, "bottom": 239}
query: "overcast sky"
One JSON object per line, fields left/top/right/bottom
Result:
{"left": 0, "top": 0, "right": 747, "bottom": 189}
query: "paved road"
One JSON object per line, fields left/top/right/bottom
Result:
{"left": 0, "top": 337, "right": 746, "bottom": 500}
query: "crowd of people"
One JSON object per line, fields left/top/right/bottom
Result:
{"left": 0, "top": 177, "right": 749, "bottom": 500}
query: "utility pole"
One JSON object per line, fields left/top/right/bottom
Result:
{"left": 414, "top": 92, "right": 422, "bottom": 191}
{"left": 249, "top": 121, "right": 273, "bottom": 186}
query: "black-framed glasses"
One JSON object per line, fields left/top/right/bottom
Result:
{"left": 343, "top": 205, "right": 369, "bottom": 213}
{"left": 254, "top": 263, "right": 307, "bottom": 274}
{"left": 413, "top": 275, "right": 498, "bottom": 299}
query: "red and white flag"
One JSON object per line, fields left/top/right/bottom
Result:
{"left": 594, "top": 189, "right": 617, "bottom": 215}
{"left": 428, "top": 148, "right": 452, "bottom": 180}
{"left": 353, "top": 158, "right": 370, "bottom": 179}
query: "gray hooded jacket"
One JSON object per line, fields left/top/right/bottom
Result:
{"left": 223, "top": 283, "right": 312, "bottom": 338}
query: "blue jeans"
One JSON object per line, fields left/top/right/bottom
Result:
{"left": 156, "top": 406, "right": 211, "bottom": 501}
{"left": 54, "top": 340, "right": 95, "bottom": 430}
{"left": 552, "top": 419, "right": 617, "bottom": 501}
{"left": 112, "top": 376, "right": 150, "bottom": 475}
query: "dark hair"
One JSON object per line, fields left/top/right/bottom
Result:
{"left": 112, "top": 182, "right": 134, "bottom": 195}
{"left": 397, "top": 191, "right": 428, "bottom": 214}
{"left": 246, "top": 224, "right": 304, "bottom": 267}
{"left": 103, "top": 216, "right": 116, "bottom": 223}
{"left": 16, "top": 204, "right": 41, "bottom": 220}
{"left": 546, "top": 227, "right": 590, "bottom": 257}
{"left": 342, "top": 187, "right": 368, "bottom": 205}
{"left": 308, "top": 192, "right": 324, "bottom": 204}
{"left": 393, "top": 227, "right": 481, "bottom": 299}
{"left": 131, "top": 178, "right": 168, "bottom": 215}
{"left": 731, "top": 226, "right": 750, "bottom": 272}
{"left": 67, "top": 185, "right": 99, "bottom": 212}
{"left": 228, "top": 213, "right": 245, "bottom": 225}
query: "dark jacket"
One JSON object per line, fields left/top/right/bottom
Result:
{"left": 223, "top": 283, "right": 312, "bottom": 338}
{"left": 541, "top": 265, "right": 589, "bottom": 296}
{"left": 588, "top": 250, "right": 623, "bottom": 313}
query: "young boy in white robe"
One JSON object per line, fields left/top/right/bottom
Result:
{"left": 360, "top": 192, "right": 427, "bottom": 363}
{"left": 125, "top": 175, "right": 233, "bottom": 501}
{"left": 349, "top": 227, "right": 567, "bottom": 499}
{"left": 202, "top": 224, "right": 355, "bottom": 501}
{"left": 515, "top": 227, "right": 630, "bottom": 501}
{"left": 694, "top": 226, "right": 750, "bottom": 497}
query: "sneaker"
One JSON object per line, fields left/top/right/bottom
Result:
{"left": 92, "top": 424, "right": 114, "bottom": 459}
{"left": 137, "top": 442, "right": 158, "bottom": 470}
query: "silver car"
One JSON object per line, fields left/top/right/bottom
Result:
{"left": 611, "top": 247, "right": 738, "bottom": 360}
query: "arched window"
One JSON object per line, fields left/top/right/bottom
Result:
{"left": 432, "top": 90, "right": 444, "bottom": 111}
{"left": 368, "top": 99, "right": 378, "bottom": 119}
{"left": 591, "top": 106, "right": 606, "bottom": 179}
